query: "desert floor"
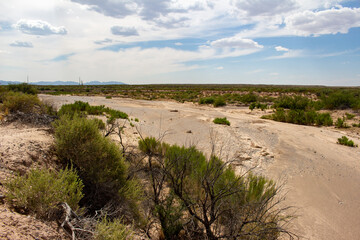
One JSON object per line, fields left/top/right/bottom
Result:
{"left": 40, "top": 94, "right": 360, "bottom": 240}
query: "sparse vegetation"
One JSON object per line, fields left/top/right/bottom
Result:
{"left": 263, "top": 108, "right": 333, "bottom": 126}
{"left": 95, "top": 217, "right": 133, "bottom": 240}
{"left": 138, "top": 137, "right": 295, "bottom": 239}
{"left": 213, "top": 117, "right": 230, "bottom": 126}
{"left": 337, "top": 136, "right": 358, "bottom": 147}
{"left": 58, "top": 101, "right": 128, "bottom": 119}
{"left": 335, "top": 117, "right": 349, "bottom": 128}
{"left": 5, "top": 167, "right": 83, "bottom": 219}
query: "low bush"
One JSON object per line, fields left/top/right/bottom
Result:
{"left": 335, "top": 117, "right": 349, "bottom": 128}
{"left": 213, "top": 97, "right": 226, "bottom": 107}
{"left": 1, "top": 91, "right": 42, "bottom": 113}
{"left": 337, "top": 136, "right": 358, "bottom": 147}
{"left": 199, "top": 97, "right": 215, "bottom": 105}
{"left": 273, "top": 95, "right": 312, "bottom": 110}
{"left": 5, "top": 167, "right": 83, "bottom": 219}
{"left": 53, "top": 114, "right": 141, "bottom": 213}
{"left": 7, "top": 83, "right": 37, "bottom": 95}
{"left": 95, "top": 217, "right": 133, "bottom": 240}
{"left": 213, "top": 117, "right": 230, "bottom": 126}
{"left": 265, "top": 109, "right": 333, "bottom": 126}
{"left": 322, "top": 91, "right": 358, "bottom": 110}
{"left": 345, "top": 113, "right": 355, "bottom": 120}
{"left": 315, "top": 113, "right": 333, "bottom": 126}
{"left": 58, "top": 101, "right": 128, "bottom": 120}
{"left": 249, "top": 102, "right": 267, "bottom": 111}
{"left": 241, "top": 93, "right": 257, "bottom": 103}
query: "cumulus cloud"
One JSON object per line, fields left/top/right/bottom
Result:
{"left": 174, "top": 42, "right": 183, "bottom": 46}
{"left": 275, "top": 46, "right": 289, "bottom": 51}
{"left": 211, "top": 36, "right": 263, "bottom": 49}
{"left": 234, "top": 0, "right": 297, "bottom": 16}
{"left": 70, "top": 0, "right": 208, "bottom": 28}
{"left": 285, "top": 7, "right": 360, "bottom": 36}
{"left": 111, "top": 26, "right": 139, "bottom": 36}
{"left": 9, "top": 41, "right": 33, "bottom": 48}
{"left": 71, "top": 0, "right": 137, "bottom": 18}
{"left": 215, "top": 66, "right": 224, "bottom": 70}
{"left": 14, "top": 19, "right": 67, "bottom": 35}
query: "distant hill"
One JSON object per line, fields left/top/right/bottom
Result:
{"left": 0, "top": 80, "right": 126, "bottom": 85}
{"left": 0, "top": 80, "right": 22, "bottom": 85}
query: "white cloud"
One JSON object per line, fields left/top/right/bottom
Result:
{"left": 111, "top": 26, "right": 139, "bottom": 36}
{"left": 234, "top": 0, "right": 298, "bottom": 16}
{"left": 269, "top": 72, "right": 279, "bottom": 76}
{"left": 266, "top": 50, "right": 304, "bottom": 59}
{"left": 215, "top": 66, "right": 224, "bottom": 70}
{"left": 211, "top": 36, "right": 263, "bottom": 49}
{"left": 9, "top": 41, "right": 33, "bottom": 48}
{"left": 275, "top": 46, "right": 289, "bottom": 52}
{"left": 14, "top": 19, "right": 67, "bottom": 35}
{"left": 285, "top": 7, "right": 360, "bottom": 36}
{"left": 174, "top": 42, "right": 183, "bottom": 46}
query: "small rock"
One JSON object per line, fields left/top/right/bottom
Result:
{"left": 186, "top": 130, "right": 192, "bottom": 133}
{"left": 170, "top": 110, "right": 179, "bottom": 112}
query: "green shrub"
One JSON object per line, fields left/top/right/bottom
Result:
{"left": 241, "top": 93, "right": 257, "bottom": 103}
{"left": 95, "top": 217, "right": 133, "bottom": 240}
{"left": 1, "top": 91, "right": 42, "bottom": 113}
{"left": 5, "top": 167, "right": 83, "bottom": 219}
{"left": 213, "top": 117, "right": 230, "bottom": 126}
{"left": 335, "top": 117, "right": 349, "bottom": 128}
{"left": 199, "top": 97, "right": 215, "bottom": 105}
{"left": 162, "top": 144, "right": 283, "bottom": 239}
{"left": 58, "top": 101, "right": 128, "bottom": 120}
{"left": 315, "top": 113, "right": 333, "bottom": 126}
{"left": 53, "top": 115, "right": 141, "bottom": 212}
{"left": 7, "top": 83, "right": 37, "bottom": 95}
{"left": 249, "top": 102, "right": 256, "bottom": 111}
{"left": 322, "top": 91, "right": 357, "bottom": 110}
{"left": 345, "top": 113, "right": 356, "bottom": 120}
{"left": 266, "top": 109, "right": 333, "bottom": 126}
{"left": 54, "top": 115, "right": 127, "bottom": 186}
{"left": 337, "top": 136, "right": 358, "bottom": 147}
{"left": 213, "top": 97, "right": 226, "bottom": 107}
{"left": 273, "top": 95, "right": 311, "bottom": 110}
{"left": 105, "top": 96, "right": 112, "bottom": 99}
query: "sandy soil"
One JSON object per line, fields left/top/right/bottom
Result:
{"left": 40, "top": 94, "right": 360, "bottom": 240}
{"left": 0, "top": 123, "right": 68, "bottom": 240}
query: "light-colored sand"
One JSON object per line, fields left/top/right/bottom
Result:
{"left": 0, "top": 123, "right": 68, "bottom": 240}
{"left": 40, "top": 94, "right": 360, "bottom": 240}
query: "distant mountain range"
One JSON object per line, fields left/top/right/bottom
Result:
{"left": 0, "top": 80, "right": 126, "bottom": 85}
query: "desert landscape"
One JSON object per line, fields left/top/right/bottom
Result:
{"left": 34, "top": 94, "right": 360, "bottom": 240}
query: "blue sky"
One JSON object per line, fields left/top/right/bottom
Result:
{"left": 0, "top": 0, "right": 360, "bottom": 86}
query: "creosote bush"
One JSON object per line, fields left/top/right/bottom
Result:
{"left": 264, "top": 108, "right": 333, "bottom": 126}
{"left": 53, "top": 114, "right": 142, "bottom": 214}
{"left": 213, "top": 117, "right": 230, "bottom": 126}
{"left": 337, "top": 136, "right": 358, "bottom": 147}
{"left": 5, "top": 167, "right": 83, "bottom": 219}
{"left": 1, "top": 91, "right": 42, "bottom": 113}
{"left": 58, "top": 100, "right": 128, "bottom": 119}
{"left": 138, "top": 137, "right": 294, "bottom": 240}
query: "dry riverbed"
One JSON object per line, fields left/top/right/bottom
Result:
{"left": 37, "top": 95, "right": 360, "bottom": 240}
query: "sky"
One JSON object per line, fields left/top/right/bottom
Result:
{"left": 0, "top": 0, "right": 360, "bottom": 86}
